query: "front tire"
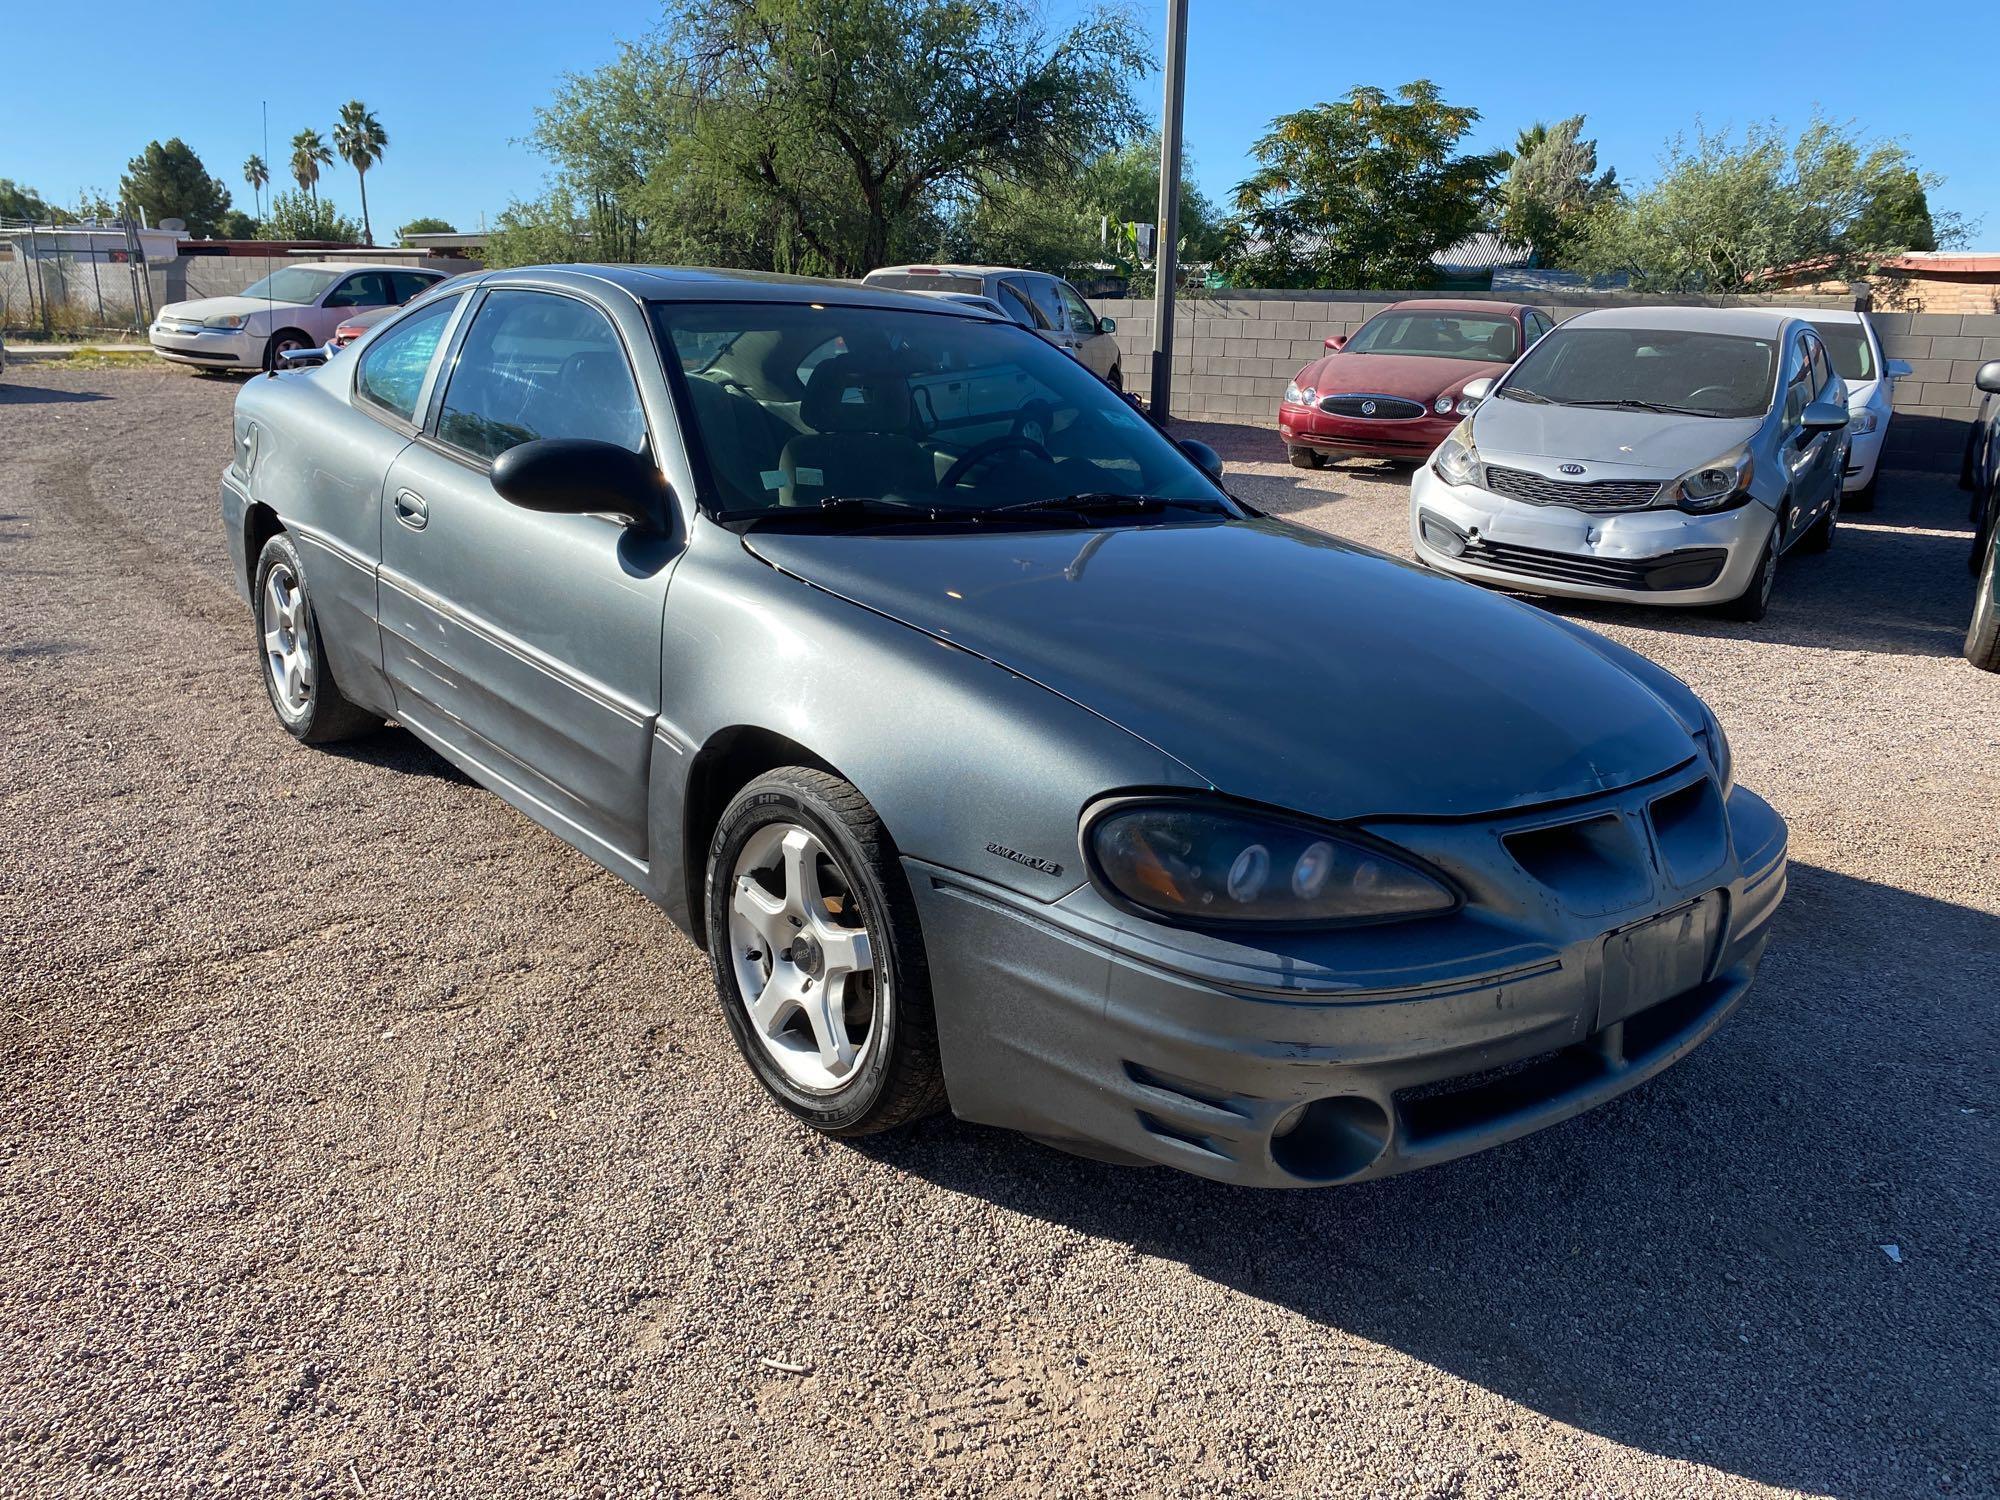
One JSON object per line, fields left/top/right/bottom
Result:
{"left": 263, "top": 329, "right": 313, "bottom": 371}
{"left": 252, "top": 533, "right": 381, "bottom": 743}
{"left": 1845, "top": 471, "right": 1878, "bottom": 513}
{"left": 1718, "top": 533, "right": 1778, "bottom": 622}
{"left": 1967, "top": 524, "right": 2000, "bottom": 673}
{"left": 705, "top": 767, "right": 945, "bottom": 1135}
{"left": 1288, "top": 446, "right": 1326, "bottom": 470}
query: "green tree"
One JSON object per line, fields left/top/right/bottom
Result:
{"left": 526, "top": 0, "right": 1150, "bottom": 277}
{"left": 1579, "top": 117, "right": 1963, "bottom": 293}
{"left": 258, "top": 190, "right": 361, "bottom": 243}
{"left": 216, "top": 209, "right": 259, "bottom": 239}
{"left": 0, "top": 178, "right": 53, "bottom": 222}
{"left": 1229, "top": 82, "right": 1501, "bottom": 289}
{"left": 1495, "top": 115, "right": 1619, "bottom": 267}
{"left": 117, "top": 138, "right": 233, "bottom": 237}
{"left": 243, "top": 154, "right": 269, "bottom": 220}
{"left": 290, "top": 129, "right": 332, "bottom": 205}
{"left": 397, "top": 216, "right": 458, "bottom": 239}
{"left": 334, "top": 101, "right": 388, "bottom": 244}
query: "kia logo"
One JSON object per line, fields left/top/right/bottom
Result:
{"left": 1559, "top": 463, "right": 1586, "bottom": 476}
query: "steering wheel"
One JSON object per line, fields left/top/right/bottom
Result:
{"left": 941, "top": 433, "right": 1054, "bottom": 491}
{"left": 1687, "top": 385, "right": 1738, "bottom": 407}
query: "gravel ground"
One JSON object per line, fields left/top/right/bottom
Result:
{"left": 2, "top": 362, "right": 1996, "bottom": 1499}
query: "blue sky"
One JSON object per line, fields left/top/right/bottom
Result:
{"left": 2, "top": 0, "right": 1990, "bottom": 243}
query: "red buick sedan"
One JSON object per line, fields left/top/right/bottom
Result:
{"left": 1278, "top": 300, "right": 1555, "bottom": 467}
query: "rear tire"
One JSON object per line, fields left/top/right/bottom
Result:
{"left": 1288, "top": 446, "right": 1326, "bottom": 470}
{"left": 705, "top": 767, "right": 945, "bottom": 1136}
{"left": 253, "top": 532, "right": 382, "bottom": 744}
{"left": 1967, "top": 523, "right": 2000, "bottom": 672}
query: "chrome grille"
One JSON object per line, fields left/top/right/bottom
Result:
{"left": 1318, "top": 394, "right": 1426, "bottom": 420}
{"left": 1485, "top": 464, "right": 1661, "bottom": 512}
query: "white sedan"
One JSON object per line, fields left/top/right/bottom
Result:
{"left": 1779, "top": 309, "right": 1912, "bottom": 510}
{"left": 149, "top": 262, "right": 446, "bottom": 373}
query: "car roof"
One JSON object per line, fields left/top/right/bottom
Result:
{"left": 864, "top": 264, "right": 1031, "bottom": 279}
{"left": 1768, "top": 307, "right": 1868, "bottom": 327}
{"left": 285, "top": 260, "right": 441, "bottom": 275}
{"left": 1557, "top": 305, "right": 1808, "bottom": 337}
{"left": 470, "top": 263, "right": 1009, "bottom": 317}
{"left": 1381, "top": 298, "right": 1536, "bottom": 316}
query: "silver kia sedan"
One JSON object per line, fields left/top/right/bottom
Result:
{"left": 219, "top": 266, "right": 1787, "bottom": 1187}
{"left": 1411, "top": 307, "right": 1850, "bottom": 621}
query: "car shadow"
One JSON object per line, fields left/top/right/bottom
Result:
{"left": 325, "top": 724, "right": 476, "bottom": 785}
{"left": 0, "top": 381, "right": 110, "bottom": 405}
{"left": 853, "top": 864, "right": 1995, "bottom": 1497}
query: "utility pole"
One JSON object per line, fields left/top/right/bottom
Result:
{"left": 1148, "top": 0, "right": 1189, "bottom": 422}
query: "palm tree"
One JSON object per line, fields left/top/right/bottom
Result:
{"left": 290, "top": 129, "right": 331, "bottom": 206}
{"left": 242, "top": 154, "right": 268, "bottom": 221}
{"left": 333, "top": 102, "right": 388, "bottom": 246}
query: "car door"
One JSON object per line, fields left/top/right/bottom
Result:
{"left": 994, "top": 278, "right": 1048, "bottom": 337}
{"left": 375, "top": 285, "right": 680, "bottom": 869}
{"left": 1776, "top": 333, "right": 1830, "bottom": 542}
{"left": 1055, "top": 279, "right": 1115, "bottom": 379}
{"left": 1805, "top": 333, "right": 1846, "bottom": 512}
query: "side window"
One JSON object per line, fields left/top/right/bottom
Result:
{"left": 1057, "top": 282, "right": 1098, "bottom": 335}
{"left": 1782, "top": 338, "right": 1813, "bottom": 426}
{"left": 1029, "top": 277, "right": 1066, "bottom": 331}
{"left": 436, "top": 289, "right": 646, "bottom": 463}
{"left": 353, "top": 295, "right": 459, "bottom": 424}
{"left": 325, "top": 272, "right": 393, "bottom": 309}
{"left": 1808, "top": 337, "right": 1837, "bottom": 400}
{"left": 389, "top": 271, "right": 438, "bottom": 303}
{"left": 996, "top": 280, "right": 1045, "bottom": 330}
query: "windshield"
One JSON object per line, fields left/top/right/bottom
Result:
{"left": 1343, "top": 310, "right": 1519, "bottom": 363}
{"left": 1499, "top": 326, "right": 1778, "bottom": 418}
{"left": 650, "top": 301, "right": 1225, "bottom": 524}
{"left": 1809, "top": 321, "right": 1876, "bottom": 381}
{"left": 235, "top": 267, "right": 344, "bottom": 306}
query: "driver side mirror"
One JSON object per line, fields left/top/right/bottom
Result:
{"left": 1324, "top": 334, "right": 1347, "bottom": 352}
{"left": 491, "top": 438, "right": 667, "bottom": 529}
{"left": 1098, "top": 316, "right": 1116, "bottom": 334}
{"left": 1179, "top": 438, "right": 1225, "bottom": 484}
{"left": 1457, "top": 377, "right": 1494, "bottom": 411}
{"left": 1801, "top": 400, "right": 1848, "bottom": 434}
{"left": 1977, "top": 360, "right": 2000, "bottom": 395}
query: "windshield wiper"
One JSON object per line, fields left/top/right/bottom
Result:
{"left": 1496, "top": 388, "right": 1558, "bottom": 405}
{"left": 988, "top": 492, "right": 1233, "bottom": 520}
{"left": 733, "top": 496, "right": 959, "bottom": 532}
{"left": 1566, "top": 398, "right": 1721, "bottom": 417}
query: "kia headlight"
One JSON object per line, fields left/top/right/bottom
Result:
{"left": 1670, "top": 447, "right": 1754, "bottom": 513}
{"left": 1431, "top": 417, "right": 1481, "bottom": 488}
{"left": 1085, "top": 800, "right": 1457, "bottom": 928}
{"left": 1847, "top": 409, "right": 1879, "bottom": 435}
{"left": 205, "top": 313, "right": 249, "bottom": 330}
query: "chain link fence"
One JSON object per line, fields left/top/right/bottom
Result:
{"left": 0, "top": 216, "right": 161, "bottom": 340}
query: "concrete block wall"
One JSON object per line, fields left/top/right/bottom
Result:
{"left": 1090, "top": 289, "right": 1993, "bottom": 467}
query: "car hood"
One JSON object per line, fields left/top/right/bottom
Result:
{"left": 158, "top": 295, "right": 282, "bottom": 323}
{"left": 746, "top": 520, "right": 1699, "bottom": 822}
{"left": 1845, "top": 377, "right": 1883, "bottom": 410}
{"left": 1472, "top": 396, "right": 1763, "bottom": 472}
{"left": 1298, "top": 351, "right": 1506, "bottom": 401}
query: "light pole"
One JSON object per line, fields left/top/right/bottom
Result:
{"left": 1148, "top": 0, "right": 1190, "bottom": 421}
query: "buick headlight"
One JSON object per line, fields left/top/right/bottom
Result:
{"left": 1283, "top": 381, "right": 1316, "bottom": 407}
{"left": 1670, "top": 447, "right": 1754, "bottom": 513}
{"left": 205, "top": 313, "right": 249, "bottom": 330}
{"left": 1692, "top": 702, "right": 1735, "bottom": 794}
{"left": 1086, "top": 800, "right": 1457, "bottom": 927}
{"left": 1432, "top": 417, "right": 1481, "bottom": 488}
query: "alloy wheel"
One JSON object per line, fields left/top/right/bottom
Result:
{"left": 262, "top": 564, "right": 314, "bottom": 715}
{"left": 726, "top": 823, "right": 880, "bottom": 1092}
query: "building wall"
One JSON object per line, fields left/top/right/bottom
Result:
{"left": 1089, "top": 288, "right": 1993, "bottom": 468}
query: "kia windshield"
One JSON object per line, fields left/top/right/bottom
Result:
{"left": 651, "top": 302, "right": 1230, "bottom": 527}
{"left": 1498, "top": 327, "right": 1778, "bottom": 418}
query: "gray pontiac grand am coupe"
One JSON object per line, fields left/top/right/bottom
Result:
{"left": 219, "top": 265, "right": 1789, "bottom": 1187}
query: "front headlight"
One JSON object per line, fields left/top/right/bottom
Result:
{"left": 1433, "top": 393, "right": 1455, "bottom": 415}
{"left": 1692, "top": 703, "right": 1735, "bottom": 794}
{"left": 1282, "top": 381, "right": 1316, "bottom": 407}
{"left": 205, "top": 314, "right": 249, "bottom": 330}
{"left": 1847, "top": 409, "right": 1879, "bottom": 435}
{"left": 1431, "top": 417, "right": 1481, "bottom": 488}
{"left": 1669, "top": 447, "right": 1754, "bottom": 514}
{"left": 1085, "top": 799, "right": 1458, "bottom": 928}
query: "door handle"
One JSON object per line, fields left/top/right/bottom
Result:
{"left": 393, "top": 489, "right": 429, "bottom": 531}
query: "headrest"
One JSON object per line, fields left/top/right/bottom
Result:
{"left": 800, "top": 354, "right": 913, "bottom": 434}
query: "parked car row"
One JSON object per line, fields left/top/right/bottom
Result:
{"left": 149, "top": 262, "right": 448, "bottom": 372}
{"left": 218, "top": 266, "right": 1787, "bottom": 1187}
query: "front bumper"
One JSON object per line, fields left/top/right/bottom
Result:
{"left": 1279, "top": 401, "right": 1456, "bottom": 459}
{"left": 912, "top": 772, "right": 1787, "bottom": 1188}
{"left": 1410, "top": 463, "right": 1777, "bottom": 607}
{"left": 150, "top": 322, "right": 256, "bottom": 367}
{"left": 1843, "top": 421, "right": 1886, "bottom": 491}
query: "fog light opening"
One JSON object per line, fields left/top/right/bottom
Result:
{"left": 1268, "top": 1095, "right": 1392, "bottom": 1182}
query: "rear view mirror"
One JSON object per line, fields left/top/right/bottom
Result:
{"left": 1324, "top": 334, "right": 1347, "bottom": 352}
{"left": 1801, "top": 400, "right": 1849, "bottom": 433}
{"left": 491, "top": 438, "right": 666, "bottom": 529}
{"left": 1179, "top": 438, "right": 1225, "bottom": 483}
{"left": 1458, "top": 377, "right": 1494, "bottom": 410}
{"left": 1977, "top": 360, "right": 2000, "bottom": 395}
